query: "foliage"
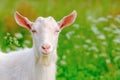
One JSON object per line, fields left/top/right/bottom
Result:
{"left": 0, "top": 0, "right": 120, "bottom": 80}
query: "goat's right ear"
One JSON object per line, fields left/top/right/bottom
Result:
{"left": 14, "top": 11, "right": 32, "bottom": 30}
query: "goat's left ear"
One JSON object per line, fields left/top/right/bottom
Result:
{"left": 58, "top": 10, "right": 77, "bottom": 29}
{"left": 14, "top": 11, "right": 32, "bottom": 30}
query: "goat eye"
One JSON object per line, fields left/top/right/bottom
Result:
{"left": 32, "top": 30, "right": 37, "bottom": 33}
{"left": 55, "top": 30, "right": 60, "bottom": 33}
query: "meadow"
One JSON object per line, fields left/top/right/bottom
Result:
{"left": 0, "top": 0, "right": 120, "bottom": 80}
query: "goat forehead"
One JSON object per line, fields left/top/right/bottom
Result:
{"left": 35, "top": 16, "right": 58, "bottom": 27}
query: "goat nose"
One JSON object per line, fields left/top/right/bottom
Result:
{"left": 41, "top": 44, "right": 51, "bottom": 50}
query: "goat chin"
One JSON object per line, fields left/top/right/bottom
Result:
{"left": 37, "top": 52, "right": 57, "bottom": 66}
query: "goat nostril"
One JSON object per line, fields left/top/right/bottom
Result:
{"left": 42, "top": 45, "right": 51, "bottom": 50}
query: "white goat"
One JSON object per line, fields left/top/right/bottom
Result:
{"left": 0, "top": 10, "right": 77, "bottom": 80}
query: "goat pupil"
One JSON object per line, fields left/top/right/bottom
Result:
{"left": 32, "top": 30, "right": 36, "bottom": 33}
{"left": 55, "top": 30, "right": 60, "bottom": 32}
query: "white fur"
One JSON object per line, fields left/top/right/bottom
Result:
{"left": 0, "top": 11, "right": 77, "bottom": 80}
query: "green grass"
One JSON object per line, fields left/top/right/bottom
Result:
{"left": 0, "top": 0, "right": 120, "bottom": 80}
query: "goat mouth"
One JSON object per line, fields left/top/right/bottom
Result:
{"left": 41, "top": 53, "right": 50, "bottom": 56}
{"left": 41, "top": 52, "right": 50, "bottom": 56}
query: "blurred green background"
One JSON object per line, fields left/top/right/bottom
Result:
{"left": 0, "top": 0, "right": 120, "bottom": 80}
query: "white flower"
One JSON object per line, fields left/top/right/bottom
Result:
{"left": 83, "top": 44, "right": 88, "bottom": 49}
{"left": 113, "top": 29, "right": 120, "bottom": 34}
{"left": 24, "top": 40, "right": 30, "bottom": 44}
{"left": 100, "top": 53, "right": 107, "bottom": 57}
{"left": 111, "top": 24, "right": 118, "bottom": 29}
{"left": 103, "top": 27, "right": 111, "bottom": 31}
{"left": 87, "top": 16, "right": 93, "bottom": 21}
{"left": 85, "top": 39, "right": 92, "bottom": 44}
{"left": 98, "top": 34, "right": 106, "bottom": 40}
{"left": 91, "top": 25, "right": 100, "bottom": 35}
{"left": 107, "top": 15, "right": 113, "bottom": 19}
{"left": 106, "top": 59, "right": 111, "bottom": 63}
{"left": 60, "top": 60, "right": 66, "bottom": 65}
{"left": 89, "top": 45, "right": 99, "bottom": 52}
{"left": 113, "top": 38, "right": 120, "bottom": 44}
{"left": 114, "top": 15, "right": 120, "bottom": 23}
{"left": 66, "top": 31, "right": 75, "bottom": 39}
{"left": 15, "top": 33, "right": 23, "bottom": 39}
{"left": 102, "top": 41, "right": 107, "bottom": 45}
{"left": 114, "top": 56, "right": 120, "bottom": 62}
{"left": 97, "top": 17, "right": 108, "bottom": 22}
{"left": 73, "top": 24, "right": 79, "bottom": 29}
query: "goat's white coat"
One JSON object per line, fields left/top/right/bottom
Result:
{"left": 0, "top": 48, "right": 57, "bottom": 80}
{"left": 0, "top": 49, "right": 35, "bottom": 80}
{"left": 0, "top": 10, "right": 77, "bottom": 80}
